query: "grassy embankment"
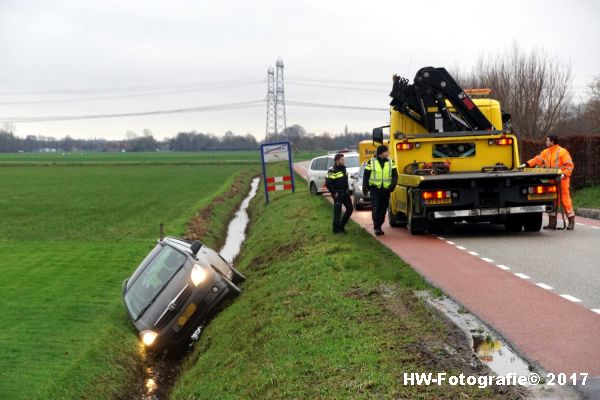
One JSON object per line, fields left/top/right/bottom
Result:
{"left": 573, "top": 186, "right": 600, "bottom": 209}
{"left": 0, "top": 161, "right": 257, "bottom": 400}
{"left": 170, "top": 169, "right": 513, "bottom": 399}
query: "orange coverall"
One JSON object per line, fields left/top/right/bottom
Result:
{"left": 526, "top": 144, "right": 575, "bottom": 216}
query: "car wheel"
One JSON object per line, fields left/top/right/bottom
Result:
{"left": 310, "top": 182, "right": 319, "bottom": 195}
{"left": 523, "top": 213, "right": 543, "bottom": 232}
{"left": 228, "top": 264, "right": 246, "bottom": 285}
{"left": 354, "top": 196, "right": 362, "bottom": 210}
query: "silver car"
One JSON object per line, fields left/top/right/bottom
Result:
{"left": 122, "top": 236, "right": 245, "bottom": 352}
{"left": 351, "top": 162, "right": 371, "bottom": 210}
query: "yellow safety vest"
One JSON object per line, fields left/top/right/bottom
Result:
{"left": 367, "top": 157, "right": 395, "bottom": 189}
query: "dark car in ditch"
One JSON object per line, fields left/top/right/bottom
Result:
{"left": 122, "top": 236, "right": 245, "bottom": 352}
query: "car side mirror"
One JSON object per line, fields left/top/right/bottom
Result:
{"left": 372, "top": 127, "right": 384, "bottom": 144}
{"left": 190, "top": 240, "right": 203, "bottom": 255}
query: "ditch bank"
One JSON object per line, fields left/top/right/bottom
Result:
{"left": 167, "top": 171, "right": 524, "bottom": 399}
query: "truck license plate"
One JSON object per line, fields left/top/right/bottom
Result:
{"left": 425, "top": 198, "right": 452, "bottom": 205}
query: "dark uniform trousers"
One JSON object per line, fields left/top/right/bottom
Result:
{"left": 333, "top": 191, "right": 353, "bottom": 232}
{"left": 370, "top": 187, "right": 389, "bottom": 231}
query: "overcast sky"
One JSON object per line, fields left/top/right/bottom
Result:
{"left": 1, "top": 0, "right": 598, "bottom": 140}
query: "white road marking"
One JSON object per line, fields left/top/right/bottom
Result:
{"left": 468, "top": 251, "right": 479, "bottom": 256}
{"left": 481, "top": 257, "right": 494, "bottom": 263}
{"left": 515, "top": 273, "right": 530, "bottom": 280}
{"left": 560, "top": 294, "right": 582, "bottom": 303}
{"left": 592, "top": 226, "right": 600, "bottom": 230}
{"left": 496, "top": 264, "right": 511, "bottom": 270}
{"left": 446, "top": 240, "right": 455, "bottom": 245}
{"left": 592, "top": 309, "right": 600, "bottom": 315}
{"left": 575, "top": 222, "right": 584, "bottom": 226}
{"left": 536, "top": 283, "right": 553, "bottom": 290}
{"left": 436, "top": 236, "right": 446, "bottom": 240}
{"left": 455, "top": 245, "right": 466, "bottom": 250}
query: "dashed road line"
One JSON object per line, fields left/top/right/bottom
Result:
{"left": 456, "top": 245, "right": 466, "bottom": 250}
{"left": 445, "top": 240, "right": 455, "bottom": 245}
{"left": 592, "top": 309, "right": 600, "bottom": 315}
{"left": 481, "top": 257, "right": 494, "bottom": 263}
{"left": 515, "top": 273, "right": 530, "bottom": 280}
{"left": 536, "top": 283, "right": 553, "bottom": 290}
{"left": 560, "top": 294, "right": 582, "bottom": 303}
{"left": 496, "top": 264, "right": 511, "bottom": 270}
{"left": 468, "top": 251, "right": 479, "bottom": 256}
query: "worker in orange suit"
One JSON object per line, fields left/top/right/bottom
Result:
{"left": 520, "top": 135, "right": 575, "bottom": 230}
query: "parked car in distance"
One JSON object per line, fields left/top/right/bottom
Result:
{"left": 308, "top": 151, "right": 360, "bottom": 195}
{"left": 122, "top": 236, "right": 245, "bottom": 352}
{"left": 350, "top": 162, "right": 371, "bottom": 210}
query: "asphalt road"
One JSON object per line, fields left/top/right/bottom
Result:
{"left": 441, "top": 219, "right": 600, "bottom": 313}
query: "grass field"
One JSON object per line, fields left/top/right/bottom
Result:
{"left": 0, "top": 150, "right": 323, "bottom": 165}
{"left": 169, "top": 169, "right": 512, "bottom": 399}
{"left": 0, "top": 161, "right": 257, "bottom": 400}
{"left": 573, "top": 186, "right": 600, "bottom": 209}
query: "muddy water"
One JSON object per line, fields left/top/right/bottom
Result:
{"left": 135, "top": 177, "right": 260, "bottom": 400}
{"left": 219, "top": 177, "right": 260, "bottom": 263}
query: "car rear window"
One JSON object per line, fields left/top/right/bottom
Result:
{"left": 124, "top": 246, "right": 188, "bottom": 319}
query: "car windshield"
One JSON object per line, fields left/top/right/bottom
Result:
{"left": 124, "top": 246, "right": 188, "bottom": 319}
{"left": 345, "top": 155, "right": 359, "bottom": 168}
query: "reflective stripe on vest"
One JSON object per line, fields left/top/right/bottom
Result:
{"left": 368, "top": 158, "right": 393, "bottom": 188}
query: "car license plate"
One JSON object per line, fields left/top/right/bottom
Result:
{"left": 177, "top": 303, "right": 197, "bottom": 327}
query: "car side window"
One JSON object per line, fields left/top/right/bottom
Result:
{"left": 316, "top": 157, "right": 326, "bottom": 171}
{"left": 310, "top": 159, "right": 319, "bottom": 170}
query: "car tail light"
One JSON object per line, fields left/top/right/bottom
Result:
{"left": 396, "top": 142, "right": 413, "bottom": 150}
{"left": 495, "top": 138, "right": 513, "bottom": 145}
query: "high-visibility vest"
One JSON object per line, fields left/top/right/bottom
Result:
{"left": 368, "top": 157, "right": 395, "bottom": 189}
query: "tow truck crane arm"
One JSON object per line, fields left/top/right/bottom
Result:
{"left": 389, "top": 66, "right": 495, "bottom": 133}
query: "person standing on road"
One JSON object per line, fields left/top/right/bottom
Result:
{"left": 326, "top": 153, "right": 353, "bottom": 234}
{"left": 520, "top": 135, "right": 575, "bottom": 230}
{"left": 362, "top": 145, "right": 398, "bottom": 236}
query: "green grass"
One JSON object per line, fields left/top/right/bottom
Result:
{"left": 0, "top": 163, "right": 256, "bottom": 400}
{"left": 0, "top": 150, "right": 322, "bottom": 165}
{"left": 573, "top": 186, "right": 600, "bottom": 209}
{"left": 169, "top": 170, "right": 505, "bottom": 399}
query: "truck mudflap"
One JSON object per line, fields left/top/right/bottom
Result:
{"left": 432, "top": 204, "right": 552, "bottom": 219}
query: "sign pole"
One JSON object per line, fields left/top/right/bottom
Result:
{"left": 259, "top": 144, "right": 270, "bottom": 204}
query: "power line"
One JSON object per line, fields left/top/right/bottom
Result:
{"left": 1, "top": 100, "right": 266, "bottom": 123}
{"left": 287, "top": 100, "right": 388, "bottom": 112}
{"left": 287, "top": 81, "right": 383, "bottom": 93}
{"left": 0, "top": 81, "right": 264, "bottom": 105}
{"left": 0, "top": 77, "right": 264, "bottom": 97}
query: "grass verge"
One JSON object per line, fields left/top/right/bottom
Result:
{"left": 573, "top": 186, "right": 600, "bottom": 209}
{"left": 169, "top": 172, "right": 516, "bottom": 399}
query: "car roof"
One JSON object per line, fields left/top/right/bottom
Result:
{"left": 311, "top": 152, "right": 359, "bottom": 161}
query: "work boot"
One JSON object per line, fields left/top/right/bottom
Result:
{"left": 543, "top": 215, "right": 557, "bottom": 230}
{"left": 567, "top": 216, "right": 575, "bottom": 230}
{"left": 374, "top": 228, "right": 384, "bottom": 236}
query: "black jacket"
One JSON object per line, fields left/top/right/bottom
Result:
{"left": 362, "top": 156, "right": 398, "bottom": 192}
{"left": 325, "top": 164, "right": 349, "bottom": 193}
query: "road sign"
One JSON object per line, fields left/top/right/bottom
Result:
{"left": 260, "top": 141, "right": 295, "bottom": 204}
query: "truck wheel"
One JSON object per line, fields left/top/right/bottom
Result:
{"left": 504, "top": 216, "right": 523, "bottom": 232}
{"left": 388, "top": 207, "right": 407, "bottom": 227}
{"left": 310, "top": 182, "right": 319, "bottom": 195}
{"left": 523, "top": 213, "right": 543, "bottom": 232}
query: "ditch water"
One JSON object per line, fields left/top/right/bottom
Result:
{"left": 137, "top": 177, "right": 260, "bottom": 400}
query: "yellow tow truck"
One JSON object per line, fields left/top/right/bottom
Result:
{"left": 372, "top": 67, "right": 561, "bottom": 234}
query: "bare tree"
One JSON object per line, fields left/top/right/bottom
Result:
{"left": 462, "top": 44, "right": 572, "bottom": 140}
{"left": 585, "top": 75, "right": 600, "bottom": 132}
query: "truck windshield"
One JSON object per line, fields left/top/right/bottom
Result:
{"left": 124, "top": 246, "right": 188, "bottom": 319}
{"left": 433, "top": 143, "right": 476, "bottom": 158}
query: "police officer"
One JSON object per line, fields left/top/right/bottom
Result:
{"left": 362, "top": 145, "right": 398, "bottom": 236}
{"left": 326, "top": 153, "right": 353, "bottom": 234}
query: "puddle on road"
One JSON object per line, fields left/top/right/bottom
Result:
{"left": 219, "top": 177, "right": 260, "bottom": 263}
{"left": 418, "top": 291, "right": 532, "bottom": 377}
{"left": 134, "top": 177, "right": 260, "bottom": 400}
